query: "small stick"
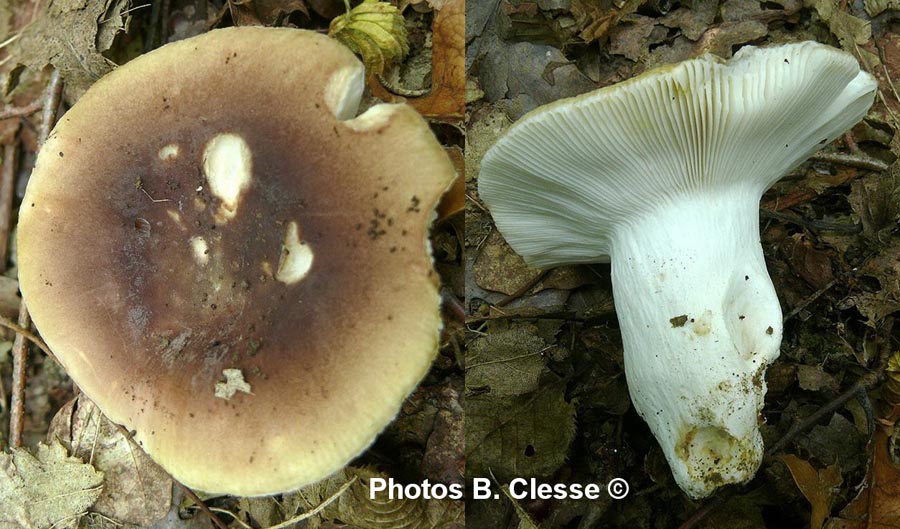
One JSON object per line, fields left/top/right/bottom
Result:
{"left": 765, "top": 371, "right": 883, "bottom": 456}
{"left": 495, "top": 269, "right": 551, "bottom": 308}
{"left": 268, "top": 476, "right": 357, "bottom": 529}
{"left": 177, "top": 482, "right": 229, "bottom": 529}
{"left": 810, "top": 151, "right": 889, "bottom": 173}
{"left": 0, "top": 138, "right": 20, "bottom": 271}
{"left": 0, "top": 102, "right": 41, "bottom": 121}
{"left": 782, "top": 280, "right": 837, "bottom": 323}
{"left": 0, "top": 315, "right": 54, "bottom": 359}
{"left": 442, "top": 288, "right": 466, "bottom": 322}
{"left": 7, "top": 300, "right": 29, "bottom": 448}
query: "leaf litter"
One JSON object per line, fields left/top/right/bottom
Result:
{"left": 466, "top": 0, "right": 900, "bottom": 525}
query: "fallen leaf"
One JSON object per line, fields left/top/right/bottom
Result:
{"left": 229, "top": 0, "right": 309, "bottom": 26}
{"left": 473, "top": 230, "right": 543, "bottom": 295}
{"left": 437, "top": 145, "right": 464, "bottom": 220}
{"left": 0, "top": 439, "right": 104, "bottom": 529}
{"left": 609, "top": 15, "right": 658, "bottom": 61}
{"left": 466, "top": 323, "right": 548, "bottom": 397}
{"left": 371, "top": 0, "right": 464, "bottom": 121}
{"left": 762, "top": 166, "right": 861, "bottom": 212}
{"left": 466, "top": 106, "right": 512, "bottom": 184}
{"left": 236, "top": 496, "right": 282, "bottom": 526}
{"left": 798, "top": 414, "right": 866, "bottom": 473}
{"left": 47, "top": 396, "right": 172, "bottom": 527}
{"left": 797, "top": 364, "right": 839, "bottom": 392}
{"left": 570, "top": 0, "right": 645, "bottom": 43}
{"left": 287, "top": 467, "right": 464, "bottom": 529}
{"left": 835, "top": 427, "right": 900, "bottom": 529}
{"left": 330, "top": 0, "right": 409, "bottom": 77}
{"left": 422, "top": 382, "right": 465, "bottom": 486}
{"left": 864, "top": 0, "right": 900, "bottom": 15}
{"left": 500, "top": 483, "right": 541, "bottom": 529}
{"left": 780, "top": 233, "right": 835, "bottom": 290}
{"left": 660, "top": 0, "right": 717, "bottom": 40}
{"left": 10, "top": 0, "right": 131, "bottom": 100}
{"left": 778, "top": 454, "right": 842, "bottom": 529}
{"left": 849, "top": 170, "right": 900, "bottom": 240}
{"left": 695, "top": 20, "right": 768, "bottom": 58}
{"left": 467, "top": 379, "right": 576, "bottom": 482}
{"left": 804, "top": 0, "right": 871, "bottom": 51}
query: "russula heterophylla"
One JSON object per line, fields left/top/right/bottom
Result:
{"left": 17, "top": 27, "right": 455, "bottom": 496}
{"left": 478, "top": 42, "right": 876, "bottom": 498}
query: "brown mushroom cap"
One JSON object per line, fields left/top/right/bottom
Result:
{"left": 17, "top": 27, "right": 454, "bottom": 496}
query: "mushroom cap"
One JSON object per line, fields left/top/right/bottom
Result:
{"left": 18, "top": 27, "right": 455, "bottom": 496}
{"left": 478, "top": 41, "right": 876, "bottom": 269}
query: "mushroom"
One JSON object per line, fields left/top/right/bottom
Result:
{"left": 478, "top": 42, "right": 876, "bottom": 498}
{"left": 17, "top": 27, "right": 455, "bottom": 496}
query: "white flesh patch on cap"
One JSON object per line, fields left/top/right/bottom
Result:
{"left": 275, "top": 221, "right": 314, "bottom": 285}
{"left": 158, "top": 143, "right": 179, "bottom": 161}
{"left": 190, "top": 236, "right": 210, "bottom": 266}
{"left": 202, "top": 133, "right": 252, "bottom": 221}
{"left": 344, "top": 104, "right": 396, "bottom": 132}
{"left": 324, "top": 64, "right": 364, "bottom": 120}
{"left": 214, "top": 368, "right": 252, "bottom": 400}
{"left": 167, "top": 210, "right": 183, "bottom": 226}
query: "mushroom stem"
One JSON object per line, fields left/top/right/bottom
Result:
{"left": 609, "top": 188, "right": 782, "bottom": 498}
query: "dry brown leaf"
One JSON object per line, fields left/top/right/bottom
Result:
{"left": 287, "top": 467, "right": 463, "bottom": 528}
{"left": 370, "top": 0, "right": 464, "bottom": 122}
{"left": 762, "top": 166, "right": 861, "bottom": 211}
{"left": 473, "top": 230, "right": 544, "bottom": 295}
{"left": 229, "top": 0, "right": 309, "bottom": 25}
{"left": 779, "top": 454, "right": 843, "bottom": 529}
{"left": 437, "top": 145, "right": 464, "bottom": 220}
{"left": 834, "top": 427, "right": 900, "bottom": 529}
{"left": 571, "top": 0, "right": 645, "bottom": 43}
{"left": 780, "top": 233, "right": 835, "bottom": 290}
{"left": 10, "top": 0, "right": 130, "bottom": 100}
{"left": 47, "top": 396, "right": 172, "bottom": 527}
{"left": 0, "top": 439, "right": 104, "bottom": 529}
{"left": 804, "top": 0, "right": 871, "bottom": 51}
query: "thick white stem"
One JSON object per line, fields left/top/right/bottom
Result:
{"left": 609, "top": 187, "right": 782, "bottom": 498}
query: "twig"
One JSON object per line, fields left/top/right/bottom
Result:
{"left": 442, "top": 287, "right": 465, "bottom": 322}
{"left": 177, "top": 482, "right": 229, "bottom": 529}
{"left": 0, "top": 315, "right": 53, "bottom": 358}
{"left": 8, "top": 69, "right": 63, "bottom": 448}
{"left": 7, "top": 300, "right": 29, "bottom": 448}
{"left": 0, "top": 102, "right": 41, "bottom": 121}
{"left": 495, "top": 269, "right": 551, "bottom": 308}
{"left": 0, "top": 33, "right": 20, "bottom": 49}
{"left": 765, "top": 370, "right": 883, "bottom": 456}
{"left": 760, "top": 209, "right": 861, "bottom": 234}
{"left": 782, "top": 280, "right": 837, "bottom": 323}
{"left": 204, "top": 508, "right": 251, "bottom": 529}
{"left": 187, "top": 477, "right": 358, "bottom": 529}
{"left": 465, "top": 192, "right": 489, "bottom": 214}
{"left": 810, "top": 151, "right": 889, "bottom": 173}
{"left": 268, "top": 476, "right": 357, "bottom": 529}
{"left": 0, "top": 137, "right": 19, "bottom": 271}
